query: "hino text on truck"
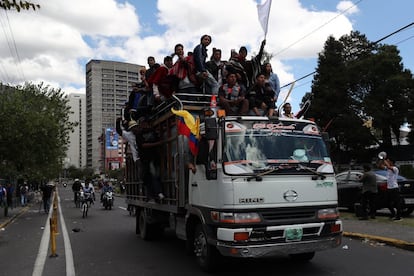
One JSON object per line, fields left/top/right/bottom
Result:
{"left": 124, "top": 92, "right": 342, "bottom": 271}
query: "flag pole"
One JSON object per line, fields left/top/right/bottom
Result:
{"left": 264, "top": 0, "right": 272, "bottom": 39}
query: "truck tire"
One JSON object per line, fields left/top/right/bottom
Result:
{"left": 139, "top": 208, "right": 153, "bottom": 240}
{"left": 289, "top": 252, "right": 315, "bottom": 262}
{"left": 194, "top": 224, "right": 219, "bottom": 272}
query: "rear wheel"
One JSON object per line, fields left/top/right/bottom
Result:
{"left": 289, "top": 252, "right": 315, "bottom": 262}
{"left": 139, "top": 208, "right": 153, "bottom": 240}
{"left": 194, "top": 224, "right": 219, "bottom": 272}
{"left": 82, "top": 203, "right": 88, "bottom": 218}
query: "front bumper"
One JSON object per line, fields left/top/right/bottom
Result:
{"left": 215, "top": 221, "right": 342, "bottom": 258}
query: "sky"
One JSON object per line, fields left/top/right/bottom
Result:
{"left": 1, "top": 0, "right": 413, "bottom": 112}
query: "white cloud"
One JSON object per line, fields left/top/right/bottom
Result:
{"left": 337, "top": 1, "right": 360, "bottom": 15}
{"left": 0, "top": 0, "right": 354, "bottom": 101}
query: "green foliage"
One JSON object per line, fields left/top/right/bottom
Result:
{"left": 0, "top": 82, "right": 75, "bottom": 180}
{"left": 308, "top": 31, "right": 414, "bottom": 162}
{"left": 0, "top": 0, "right": 40, "bottom": 11}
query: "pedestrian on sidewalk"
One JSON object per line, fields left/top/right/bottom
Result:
{"left": 20, "top": 184, "right": 28, "bottom": 206}
{"left": 0, "top": 182, "right": 7, "bottom": 217}
{"left": 382, "top": 157, "right": 402, "bottom": 221}
{"left": 359, "top": 164, "right": 378, "bottom": 220}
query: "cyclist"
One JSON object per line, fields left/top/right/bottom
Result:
{"left": 72, "top": 179, "right": 82, "bottom": 206}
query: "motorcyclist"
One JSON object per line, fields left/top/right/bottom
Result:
{"left": 72, "top": 179, "right": 82, "bottom": 204}
{"left": 82, "top": 182, "right": 94, "bottom": 205}
{"left": 101, "top": 182, "right": 114, "bottom": 202}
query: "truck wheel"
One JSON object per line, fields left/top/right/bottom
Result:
{"left": 194, "top": 224, "right": 219, "bottom": 272}
{"left": 289, "top": 252, "right": 315, "bottom": 262}
{"left": 139, "top": 208, "right": 152, "bottom": 240}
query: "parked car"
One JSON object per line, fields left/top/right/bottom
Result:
{"left": 336, "top": 169, "right": 414, "bottom": 216}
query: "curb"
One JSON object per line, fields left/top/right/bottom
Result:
{"left": 343, "top": 231, "right": 414, "bottom": 252}
{"left": 0, "top": 206, "right": 30, "bottom": 229}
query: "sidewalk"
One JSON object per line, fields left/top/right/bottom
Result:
{"left": 341, "top": 212, "right": 414, "bottom": 251}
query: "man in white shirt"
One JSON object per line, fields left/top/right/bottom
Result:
{"left": 383, "top": 157, "right": 402, "bottom": 221}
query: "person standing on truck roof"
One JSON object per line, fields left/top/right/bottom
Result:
{"left": 261, "top": 62, "right": 280, "bottom": 104}
{"left": 238, "top": 39, "right": 266, "bottom": 90}
{"left": 193, "top": 34, "right": 219, "bottom": 95}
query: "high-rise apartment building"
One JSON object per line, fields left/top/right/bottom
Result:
{"left": 66, "top": 93, "right": 86, "bottom": 168}
{"left": 85, "top": 59, "right": 144, "bottom": 173}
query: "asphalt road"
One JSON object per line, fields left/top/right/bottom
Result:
{"left": 1, "top": 186, "right": 414, "bottom": 276}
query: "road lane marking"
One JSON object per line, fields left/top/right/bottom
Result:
{"left": 118, "top": 206, "right": 127, "bottom": 211}
{"left": 32, "top": 198, "right": 53, "bottom": 276}
{"left": 58, "top": 193, "right": 76, "bottom": 276}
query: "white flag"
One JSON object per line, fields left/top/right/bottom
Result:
{"left": 257, "top": 0, "right": 272, "bottom": 36}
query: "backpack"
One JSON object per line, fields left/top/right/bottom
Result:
{"left": 20, "top": 185, "right": 27, "bottom": 195}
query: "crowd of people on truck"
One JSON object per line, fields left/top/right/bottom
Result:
{"left": 114, "top": 34, "right": 307, "bottom": 201}
{"left": 121, "top": 34, "right": 293, "bottom": 121}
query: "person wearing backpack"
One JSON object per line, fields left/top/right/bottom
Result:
{"left": 20, "top": 184, "right": 28, "bottom": 207}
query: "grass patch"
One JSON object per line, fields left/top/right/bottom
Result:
{"left": 339, "top": 210, "right": 414, "bottom": 227}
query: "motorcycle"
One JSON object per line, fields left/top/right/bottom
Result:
{"left": 80, "top": 191, "right": 93, "bottom": 218}
{"left": 102, "top": 191, "right": 114, "bottom": 210}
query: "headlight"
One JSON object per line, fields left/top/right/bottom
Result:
{"left": 318, "top": 208, "right": 339, "bottom": 220}
{"left": 211, "top": 211, "right": 261, "bottom": 223}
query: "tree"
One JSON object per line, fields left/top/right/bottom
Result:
{"left": 307, "top": 31, "right": 414, "bottom": 162}
{"left": 0, "top": 82, "right": 76, "bottom": 180}
{"left": 0, "top": 0, "right": 40, "bottom": 11}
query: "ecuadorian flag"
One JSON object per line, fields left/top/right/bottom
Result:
{"left": 171, "top": 108, "right": 200, "bottom": 156}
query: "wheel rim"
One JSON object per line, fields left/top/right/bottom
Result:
{"left": 194, "top": 229, "right": 207, "bottom": 259}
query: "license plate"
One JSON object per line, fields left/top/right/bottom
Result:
{"left": 285, "top": 227, "right": 303, "bottom": 241}
{"left": 404, "top": 198, "right": 414, "bottom": 204}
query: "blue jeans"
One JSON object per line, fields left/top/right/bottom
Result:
{"left": 21, "top": 194, "right": 27, "bottom": 206}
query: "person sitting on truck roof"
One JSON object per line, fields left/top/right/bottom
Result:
{"left": 247, "top": 73, "right": 276, "bottom": 116}
{"left": 169, "top": 43, "right": 198, "bottom": 95}
{"left": 206, "top": 48, "right": 225, "bottom": 87}
{"left": 193, "top": 34, "right": 219, "bottom": 95}
{"left": 218, "top": 73, "right": 249, "bottom": 115}
{"left": 147, "top": 56, "right": 174, "bottom": 102}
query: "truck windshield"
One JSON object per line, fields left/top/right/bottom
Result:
{"left": 223, "top": 121, "right": 330, "bottom": 175}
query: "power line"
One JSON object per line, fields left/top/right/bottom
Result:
{"left": 281, "top": 21, "right": 414, "bottom": 90}
{"left": 0, "top": 9, "right": 25, "bottom": 83}
{"left": 274, "top": 0, "right": 363, "bottom": 58}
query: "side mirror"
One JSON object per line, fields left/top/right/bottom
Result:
{"left": 204, "top": 118, "right": 218, "bottom": 140}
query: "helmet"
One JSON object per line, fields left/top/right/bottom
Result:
{"left": 75, "top": 178, "right": 79, "bottom": 182}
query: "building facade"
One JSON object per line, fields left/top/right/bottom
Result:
{"left": 85, "top": 59, "right": 144, "bottom": 173}
{"left": 66, "top": 93, "right": 86, "bottom": 168}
